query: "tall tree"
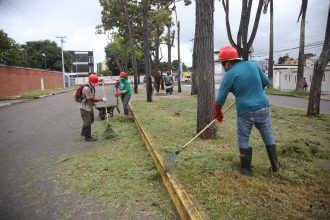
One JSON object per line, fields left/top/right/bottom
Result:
{"left": 296, "top": 0, "right": 308, "bottom": 90}
{"left": 143, "top": 0, "right": 153, "bottom": 102}
{"left": 307, "top": 4, "right": 330, "bottom": 116}
{"left": 99, "top": 0, "right": 141, "bottom": 93}
{"left": 263, "top": 0, "right": 274, "bottom": 87}
{"left": 0, "top": 30, "right": 24, "bottom": 66}
{"left": 221, "top": 0, "right": 264, "bottom": 60}
{"left": 23, "top": 40, "right": 72, "bottom": 71}
{"left": 104, "top": 34, "right": 130, "bottom": 72}
{"left": 194, "top": 0, "right": 215, "bottom": 139}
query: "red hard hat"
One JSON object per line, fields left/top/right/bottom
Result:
{"left": 89, "top": 74, "right": 99, "bottom": 85}
{"left": 119, "top": 72, "right": 127, "bottom": 77}
{"left": 218, "top": 46, "right": 241, "bottom": 62}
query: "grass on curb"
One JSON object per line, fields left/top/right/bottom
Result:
{"left": 21, "top": 87, "right": 77, "bottom": 99}
{"left": 55, "top": 115, "right": 177, "bottom": 219}
{"left": 131, "top": 92, "right": 330, "bottom": 220}
{"left": 265, "top": 88, "right": 309, "bottom": 97}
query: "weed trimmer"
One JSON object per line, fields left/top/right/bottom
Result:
{"left": 101, "top": 75, "right": 116, "bottom": 139}
{"left": 164, "top": 101, "right": 236, "bottom": 170}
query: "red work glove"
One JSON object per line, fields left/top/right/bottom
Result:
{"left": 114, "top": 81, "right": 119, "bottom": 87}
{"left": 213, "top": 101, "right": 223, "bottom": 123}
{"left": 115, "top": 91, "right": 125, "bottom": 97}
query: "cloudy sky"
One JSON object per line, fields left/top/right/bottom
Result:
{"left": 0, "top": 0, "right": 328, "bottom": 68}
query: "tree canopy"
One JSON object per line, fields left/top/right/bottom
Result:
{"left": 0, "top": 30, "right": 72, "bottom": 72}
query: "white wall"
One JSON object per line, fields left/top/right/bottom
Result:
{"left": 273, "top": 67, "right": 330, "bottom": 94}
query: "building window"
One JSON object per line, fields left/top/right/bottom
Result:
{"left": 295, "top": 76, "right": 296, "bottom": 83}
{"left": 285, "top": 74, "right": 287, "bottom": 80}
{"left": 289, "top": 75, "right": 290, "bottom": 82}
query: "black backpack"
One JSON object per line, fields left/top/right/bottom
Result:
{"left": 73, "top": 84, "right": 95, "bottom": 102}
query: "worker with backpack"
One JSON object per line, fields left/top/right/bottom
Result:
{"left": 77, "top": 73, "right": 106, "bottom": 141}
{"left": 164, "top": 71, "right": 174, "bottom": 95}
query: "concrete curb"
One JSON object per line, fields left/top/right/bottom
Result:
{"left": 129, "top": 103, "right": 210, "bottom": 220}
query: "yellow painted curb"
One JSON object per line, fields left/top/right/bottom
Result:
{"left": 129, "top": 103, "right": 210, "bottom": 220}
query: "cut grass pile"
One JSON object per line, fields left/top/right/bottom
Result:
{"left": 131, "top": 92, "right": 330, "bottom": 220}
{"left": 21, "top": 87, "right": 76, "bottom": 99}
{"left": 55, "top": 115, "right": 177, "bottom": 219}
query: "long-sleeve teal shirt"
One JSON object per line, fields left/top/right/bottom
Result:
{"left": 216, "top": 61, "right": 270, "bottom": 116}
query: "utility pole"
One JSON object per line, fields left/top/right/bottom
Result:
{"left": 56, "top": 36, "right": 67, "bottom": 88}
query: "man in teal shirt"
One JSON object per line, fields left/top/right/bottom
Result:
{"left": 214, "top": 46, "right": 279, "bottom": 176}
{"left": 115, "top": 72, "right": 131, "bottom": 115}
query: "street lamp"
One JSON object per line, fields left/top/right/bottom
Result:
{"left": 42, "top": 53, "right": 46, "bottom": 69}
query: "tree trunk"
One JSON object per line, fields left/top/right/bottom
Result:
{"left": 221, "top": 0, "right": 263, "bottom": 60}
{"left": 167, "top": 23, "right": 172, "bottom": 71}
{"left": 123, "top": 2, "right": 139, "bottom": 94}
{"left": 296, "top": 0, "right": 308, "bottom": 90}
{"left": 307, "top": 4, "right": 330, "bottom": 116}
{"left": 177, "top": 21, "right": 182, "bottom": 93}
{"left": 195, "top": 0, "right": 215, "bottom": 139}
{"left": 191, "top": 51, "right": 198, "bottom": 95}
{"left": 142, "top": 0, "right": 153, "bottom": 102}
{"left": 268, "top": 0, "right": 274, "bottom": 87}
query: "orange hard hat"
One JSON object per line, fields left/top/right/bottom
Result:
{"left": 89, "top": 74, "right": 99, "bottom": 85}
{"left": 119, "top": 72, "right": 127, "bottom": 77}
{"left": 218, "top": 46, "right": 241, "bottom": 62}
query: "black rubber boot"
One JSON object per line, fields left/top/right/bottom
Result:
{"left": 266, "top": 145, "right": 280, "bottom": 172}
{"left": 81, "top": 126, "right": 86, "bottom": 137}
{"left": 85, "top": 125, "right": 97, "bottom": 142}
{"left": 239, "top": 147, "right": 252, "bottom": 176}
{"left": 124, "top": 109, "right": 129, "bottom": 115}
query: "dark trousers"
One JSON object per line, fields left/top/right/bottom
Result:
{"left": 121, "top": 95, "right": 131, "bottom": 115}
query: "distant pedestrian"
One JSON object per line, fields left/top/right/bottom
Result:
{"left": 164, "top": 71, "right": 174, "bottom": 95}
{"left": 115, "top": 72, "right": 131, "bottom": 115}
{"left": 214, "top": 46, "right": 279, "bottom": 176}
{"left": 303, "top": 77, "right": 308, "bottom": 91}
{"left": 154, "top": 70, "right": 162, "bottom": 93}
{"left": 80, "top": 73, "right": 106, "bottom": 142}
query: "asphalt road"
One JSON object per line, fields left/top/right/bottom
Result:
{"left": 180, "top": 85, "right": 330, "bottom": 113}
{"left": 0, "top": 87, "right": 121, "bottom": 219}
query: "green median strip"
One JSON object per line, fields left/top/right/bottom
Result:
{"left": 55, "top": 115, "right": 177, "bottom": 219}
{"left": 131, "top": 92, "right": 330, "bottom": 220}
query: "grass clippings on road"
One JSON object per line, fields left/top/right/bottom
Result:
{"left": 55, "top": 115, "right": 177, "bottom": 219}
{"left": 131, "top": 92, "right": 330, "bottom": 220}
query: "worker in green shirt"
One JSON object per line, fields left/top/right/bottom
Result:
{"left": 115, "top": 71, "right": 131, "bottom": 115}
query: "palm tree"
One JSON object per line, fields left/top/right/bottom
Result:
{"left": 296, "top": 0, "right": 308, "bottom": 90}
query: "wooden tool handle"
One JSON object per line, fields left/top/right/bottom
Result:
{"left": 181, "top": 101, "right": 235, "bottom": 150}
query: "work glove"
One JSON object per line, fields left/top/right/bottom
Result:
{"left": 213, "top": 100, "right": 223, "bottom": 123}
{"left": 102, "top": 97, "right": 107, "bottom": 102}
{"left": 115, "top": 91, "right": 125, "bottom": 97}
{"left": 114, "top": 81, "right": 119, "bottom": 88}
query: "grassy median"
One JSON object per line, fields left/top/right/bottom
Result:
{"left": 131, "top": 91, "right": 330, "bottom": 219}
{"left": 55, "top": 115, "right": 177, "bottom": 219}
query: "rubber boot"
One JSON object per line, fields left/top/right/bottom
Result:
{"left": 239, "top": 147, "right": 252, "bottom": 176}
{"left": 124, "top": 108, "right": 129, "bottom": 115}
{"left": 85, "top": 125, "right": 97, "bottom": 142}
{"left": 81, "top": 126, "right": 86, "bottom": 137}
{"left": 266, "top": 145, "right": 280, "bottom": 172}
